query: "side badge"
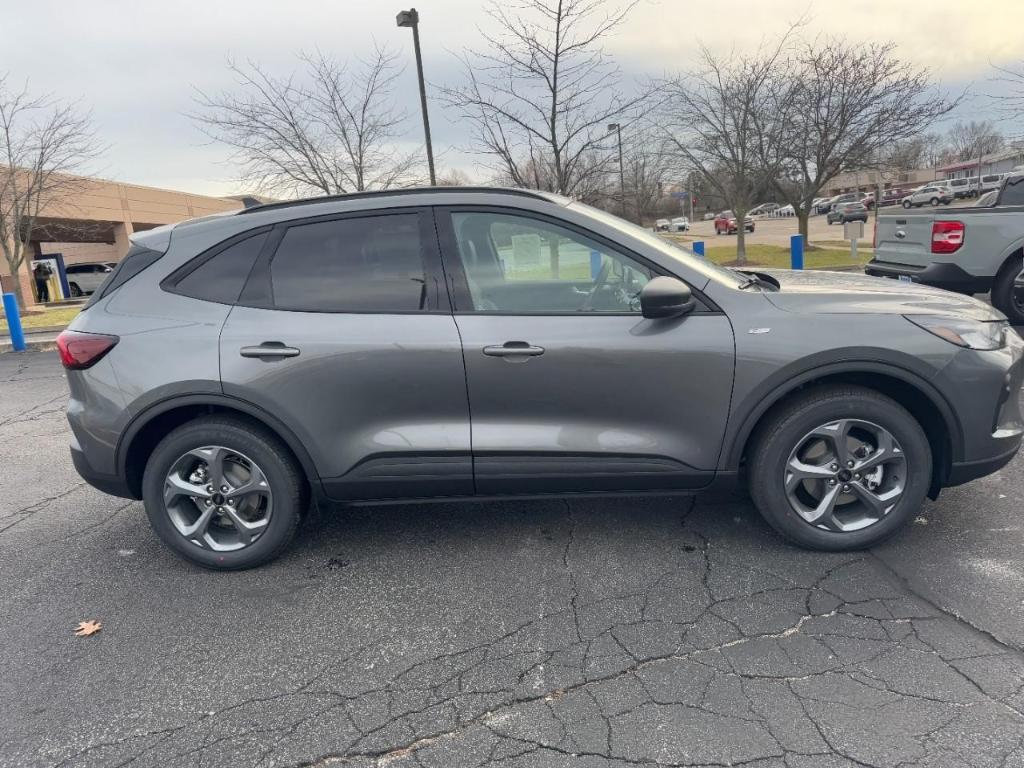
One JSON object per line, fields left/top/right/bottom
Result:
{"left": 748, "top": 328, "right": 771, "bottom": 335}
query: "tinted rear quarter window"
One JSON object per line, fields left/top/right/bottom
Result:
{"left": 999, "top": 176, "right": 1024, "bottom": 206}
{"left": 171, "top": 231, "right": 269, "bottom": 304}
{"left": 84, "top": 245, "right": 164, "bottom": 308}
{"left": 268, "top": 214, "right": 426, "bottom": 312}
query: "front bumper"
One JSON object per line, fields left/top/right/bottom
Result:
{"left": 865, "top": 260, "right": 992, "bottom": 295}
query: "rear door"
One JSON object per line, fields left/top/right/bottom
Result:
{"left": 436, "top": 206, "right": 735, "bottom": 495}
{"left": 218, "top": 208, "right": 473, "bottom": 501}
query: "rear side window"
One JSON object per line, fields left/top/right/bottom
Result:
{"left": 171, "top": 231, "right": 268, "bottom": 304}
{"left": 999, "top": 176, "right": 1024, "bottom": 206}
{"left": 268, "top": 214, "right": 426, "bottom": 312}
{"left": 84, "top": 244, "right": 163, "bottom": 308}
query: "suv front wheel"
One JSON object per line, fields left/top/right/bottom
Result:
{"left": 749, "top": 386, "right": 931, "bottom": 551}
{"left": 142, "top": 417, "right": 305, "bottom": 570}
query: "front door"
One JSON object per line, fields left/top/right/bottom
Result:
{"left": 435, "top": 207, "right": 735, "bottom": 495}
{"left": 219, "top": 208, "right": 473, "bottom": 501}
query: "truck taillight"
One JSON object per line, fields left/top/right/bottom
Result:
{"left": 931, "top": 220, "right": 964, "bottom": 254}
{"left": 56, "top": 330, "right": 119, "bottom": 370}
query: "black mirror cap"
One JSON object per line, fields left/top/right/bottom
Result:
{"left": 640, "top": 276, "right": 696, "bottom": 319}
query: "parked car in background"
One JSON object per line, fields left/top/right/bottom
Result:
{"left": 819, "top": 192, "right": 864, "bottom": 214}
{"left": 869, "top": 169, "right": 1024, "bottom": 323}
{"left": 776, "top": 204, "right": 795, "bottom": 217}
{"left": 980, "top": 173, "right": 1007, "bottom": 194}
{"left": 60, "top": 186, "right": 1023, "bottom": 568}
{"left": 714, "top": 210, "right": 755, "bottom": 234}
{"left": 810, "top": 197, "right": 828, "bottom": 214}
{"left": 901, "top": 185, "right": 953, "bottom": 208}
{"left": 948, "top": 177, "right": 979, "bottom": 199}
{"left": 748, "top": 202, "right": 779, "bottom": 218}
{"left": 861, "top": 193, "right": 875, "bottom": 210}
{"left": 655, "top": 218, "right": 670, "bottom": 231}
{"left": 827, "top": 201, "right": 869, "bottom": 225}
{"left": 670, "top": 216, "right": 689, "bottom": 232}
{"left": 65, "top": 262, "right": 115, "bottom": 297}
{"left": 703, "top": 212, "right": 716, "bottom": 221}
{"left": 877, "top": 189, "right": 906, "bottom": 208}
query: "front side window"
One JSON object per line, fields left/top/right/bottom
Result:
{"left": 449, "top": 211, "right": 653, "bottom": 313}
{"left": 269, "top": 214, "right": 426, "bottom": 312}
{"left": 1000, "top": 176, "right": 1024, "bottom": 206}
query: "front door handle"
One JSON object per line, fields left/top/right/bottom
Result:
{"left": 482, "top": 341, "right": 545, "bottom": 358}
{"left": 240, "top": 342, "right": 301, "bottom": 360}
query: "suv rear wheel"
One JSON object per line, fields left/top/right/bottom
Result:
{"left": 142, "top": 417, "right": 305, "bottom": 570}
{"left": 991, "top": 254, "right": 1024, "bottom": 326}
{"left": 749, "top": 385, "right": 931, "bottom": 551}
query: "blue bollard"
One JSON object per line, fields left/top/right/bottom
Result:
{"left": 2, "top": 293, "right": 27, "bottom": 352}
{"left": 790, "top": 234, "right": 804, "bottom": 270}
{"left": 691, "top": 240, "right": 705, "bottom": 258}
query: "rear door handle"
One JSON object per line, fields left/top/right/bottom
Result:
{"left": 482, "top": 341, "right": 545, "bottom": 358}
{"left": 240, "top": 342, "right": 301, "bottom": 360}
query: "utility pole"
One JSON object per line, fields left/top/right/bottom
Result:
{"left": 607, "top": 123, "right": 631, "bottom": 223}
{"left": 396, "top": 8, "right": 436, "bottom": 185}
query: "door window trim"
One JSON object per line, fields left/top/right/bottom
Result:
{"left": 433, "top": 205, "right": 718, "bottom": 316}
{"left": 238, "top": 206, "right": 452, "bottom": 314}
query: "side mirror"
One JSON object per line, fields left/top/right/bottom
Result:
{"left": 640, "top": 276, "right": 696, "bottom": 319}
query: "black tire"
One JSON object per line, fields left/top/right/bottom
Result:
{"left": 992, "top": 253, "right": 1024, "bottom": 326}
{"left": 69, "top": 283, "right": 82, "bottom": 297}
{"left": 748, "top": 385, "right": 931, "bottom": 551}
{"left": 902, "top": 200, "right": 912, "bottom": 209}
{"left": 142, "top": 417, "right": 306, "bottom": 570}
{"left": 929, "top": 197, "right": 939, "bottom": 206}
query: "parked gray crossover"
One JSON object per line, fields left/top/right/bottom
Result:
{"left": 59, "top": 188, "right": 1024, "bottom": 569}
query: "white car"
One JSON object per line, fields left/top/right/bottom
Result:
{"left": 655, "top": 218, "right": 670, "bottom": 231}
{"left": 702, "top": 212, "right": 715, "bottom": 220}
{"left": 669, "top": 216, "right": 689, "bottom": 232}
{"left": 900, "top": 185, "right": 953, "bottom": 209}
{"left": 980, "top": 173, "right": 1007, "bottom": 194}
{"left": 776, "top": 204, "right": 795, "bottom": 217}
{"left": 65, "top": 262, "right": 114, "bottom": 297}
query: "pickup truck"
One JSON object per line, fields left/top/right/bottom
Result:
{"left": 866, "top": 169, "right": 1024, "bottom": 324}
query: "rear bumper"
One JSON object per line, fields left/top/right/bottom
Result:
{"left": 70, "top": 435, "right": 136, "bottom": 499}
{"left": 865, "top": 260, "right": 992, "bottom": 295}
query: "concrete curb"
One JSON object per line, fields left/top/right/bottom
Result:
{"left": 0, "top": 341, "right": 58, "bottom": 354}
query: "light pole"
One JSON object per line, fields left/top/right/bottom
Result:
{"left": 607, "top": 123, "right": 630, "bottom": 222}
{"left": 397, "top": 8, "right": 436, "bottom": 185}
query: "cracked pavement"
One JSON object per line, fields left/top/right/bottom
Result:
{"left": 2, "top": 352, "right": 1023, "bottom": 767}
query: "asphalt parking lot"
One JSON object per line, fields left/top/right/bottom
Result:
{"left": 2, "top": 351, "right": 1024, "bottom": 768}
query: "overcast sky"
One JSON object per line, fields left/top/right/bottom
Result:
{"left": 3, "top": 0, "right": 1021, "bottom": 197}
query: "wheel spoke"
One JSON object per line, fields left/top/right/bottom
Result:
{"left": 810, "top": 420, "right": 853, "bottom": 466}
{"left": 849, "top": 482, "right": 902, "bottom": 518}
{"left": 189, "top": 446, "right": 227, "bottom": 489}
{"left": 785, "top": 457, "right": 834, "bottom": 492}
{"left": 164, "top": 473, "right": 211, "bottom": 506}
{"left": 226, "top": 464, "right": 270, "bottom": 500}
{"left": 176, "top": 504, "right": 216, "bottom": 545}
{"left": 853, "top": 430, "right": 901, "bottom": 473}
{"left": 222, "top": 506, "right": 268, "bottom": 547}
{"left": 798, "top": 482, "right": 842, "bottom": 528}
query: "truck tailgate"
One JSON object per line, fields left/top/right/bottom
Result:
{"left": 874, "top": 212, "right": 936, "bottom": 265}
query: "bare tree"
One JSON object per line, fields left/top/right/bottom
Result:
{"left": 659, "top": 41, "right": 791, "bottom": 263}
{"left": 767, "top": 40, "right": 958, "bottom": 244}
{"left": 990, "top": 60, "right": 1024, "bottom": 121}
{"left": 619, "top": 129, "right": 672, "bottom": 224}
{"left": 439, "top": 0, "right": 652, "bottom": 198}
{"left": 0, "top": 75, "right": 101, "bottom": 310}
{"left": 944, "top": 120, "right": 1004, "bottom": 162}
{"left": 193, "top": 48, "right": 420, "bottom": 197}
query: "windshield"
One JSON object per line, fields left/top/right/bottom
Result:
{"left": 569, "top": 200, "right": 743, "bottom": 286}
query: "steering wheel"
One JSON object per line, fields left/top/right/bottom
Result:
{"left": 579, "top": 256, "right": 612, "bottom": 312}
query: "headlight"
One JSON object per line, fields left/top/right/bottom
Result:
{"left": 905, "top": 315, "right": 1007, "bottom": 350}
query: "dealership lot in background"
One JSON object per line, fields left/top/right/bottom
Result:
{"left": 3, "top": 351, "right": 1024, "bottom": 767}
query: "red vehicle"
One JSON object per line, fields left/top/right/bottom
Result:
{"left": 714, "top": 210, "right": 755, "bottom": 235}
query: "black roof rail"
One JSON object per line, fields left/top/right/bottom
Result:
{"left": 237, "top": 186, "right": 561, "bottom": 215}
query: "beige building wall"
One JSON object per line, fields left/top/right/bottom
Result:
{"left": 2, "top": 174, "right": 243, "bottom": 308}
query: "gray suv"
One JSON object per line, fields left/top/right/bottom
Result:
{"left": 58, "top": 188, "right": 1024, "bottom": 569}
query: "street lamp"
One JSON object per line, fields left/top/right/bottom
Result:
{"left": 397, "top": 7, "right": 436, "bottom": 185}
{"left": 607, "top": 123, "right": 629, "bottom": 222}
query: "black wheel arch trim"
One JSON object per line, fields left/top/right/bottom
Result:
{"left": 721, "top": 352, "right": 963, "bottom": 470}
{"left": 116, "top": 392, "right": 323, "bottom": 500}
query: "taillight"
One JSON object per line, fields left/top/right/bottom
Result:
{"left": 931, "top": 220, "right": 964, "bottom": 254}
{"left": 56, "top": 330, "right": 119, "bottom": 370}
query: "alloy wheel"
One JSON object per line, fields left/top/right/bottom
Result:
{"left": 163, "top": 446, "right": 273, "bottom": 551}
{"left": 783, "top": 419, "right": 906, "bottom": 532}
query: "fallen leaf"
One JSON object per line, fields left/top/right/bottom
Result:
{"left": 74, "top": 620, "right": 102, "bottom": 637}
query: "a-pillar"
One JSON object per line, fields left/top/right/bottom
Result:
{"left": 112, "top": 221, "right": 135, "bottom": 258}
